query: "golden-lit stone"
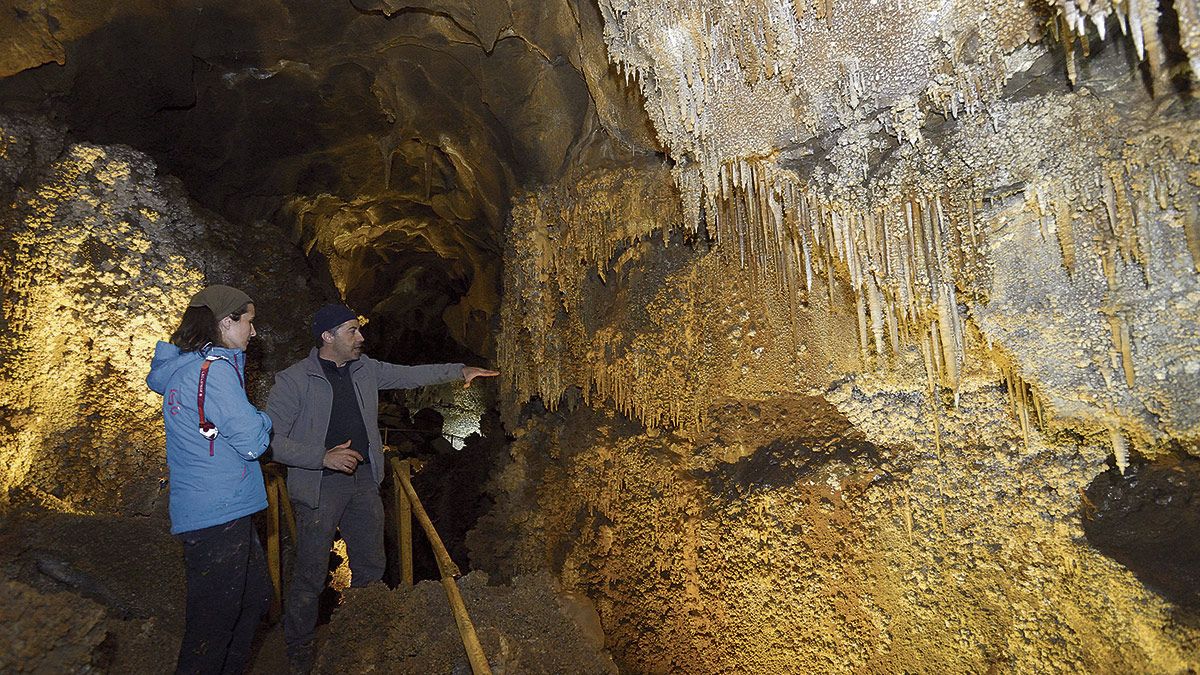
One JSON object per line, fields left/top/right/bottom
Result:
{"left": 1, "top": 0, "right": 1198, "bottom": 671}
{"left": 0, "top": 117, "right": 326, "bottom": 512}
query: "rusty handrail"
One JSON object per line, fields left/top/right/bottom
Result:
{"left": 390, "top": 456, "right": 491, "bottom": 675}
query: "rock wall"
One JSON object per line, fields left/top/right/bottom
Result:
{"left": 499, "top": 53, "right": 1200, "bottom": 452}
{"left": 486, "top": 3, "right": 1200, "bottom": 671}
{"left": 0, "top": 116, "right": 327, "bottom": 512}
{"left": 473, "top": 390, "right": 1200, "bottom": 672}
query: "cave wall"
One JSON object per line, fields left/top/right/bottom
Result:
{"left": 0, "top": 0, "right": 1197, "bottom": 669}
{"left": 484, "top": 0, "right": 1200, "bottom": 671}
{"left": 0, "top": 116, "right": 327, "bottom": 512}
{"left": 472, "top": 392, "right": 1200, "bottom": 672}
{"left": 0, "top": 0, "right": 666, "bottom": 366}
{"left": 500, "top": 47, "right": 1200, "bottom": 453}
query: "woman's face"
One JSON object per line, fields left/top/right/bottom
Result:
{"left": 218, "top": 303, "right": 257, "bottom": 351}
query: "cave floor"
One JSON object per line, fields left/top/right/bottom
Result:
{"left": 0, "top": 504, "right": 615, "bottom": 673}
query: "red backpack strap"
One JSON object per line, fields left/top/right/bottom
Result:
{"left": 196, "top": 354, "right": 246, "bottom": 457}
{"left": 197, "top": 358, "right": 219, "bottom": 456}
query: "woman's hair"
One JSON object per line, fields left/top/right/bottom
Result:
{"left": 169, "top": 303, "right": 250, "bottom": 352}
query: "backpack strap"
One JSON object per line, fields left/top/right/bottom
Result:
{"left": 196, "top": 354, "right": 245, "bottom": 456}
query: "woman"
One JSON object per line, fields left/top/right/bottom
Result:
{"left": 146, "top": 285, "right": 272, "bottom": 675}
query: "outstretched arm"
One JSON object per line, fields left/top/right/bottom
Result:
{"left": 461, "top": 366, "right": 499, "bottom": 388}
{"left": 376, "top": 360, "right": 467, "bottom": 390}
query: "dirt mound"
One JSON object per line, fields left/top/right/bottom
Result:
{"left": 316, "top": 572, "right": 616, "bottom": 674}
{"left": 0, "top": 508, "right": 183, "bottom": 674}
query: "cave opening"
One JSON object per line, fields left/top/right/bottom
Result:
{"left": 2, "top": 0, "right": 1200, "bottom": 672}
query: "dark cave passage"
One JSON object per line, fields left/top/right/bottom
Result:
{"left": 1083, "top": 453, "right": 1200, "bottom": 610}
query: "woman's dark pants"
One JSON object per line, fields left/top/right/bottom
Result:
{"left": 176, "top": 515, "right": 271, "bottom": 675}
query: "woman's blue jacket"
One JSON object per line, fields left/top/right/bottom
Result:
{"left": 147, "top": 341, "right": 271, "bottom": 534}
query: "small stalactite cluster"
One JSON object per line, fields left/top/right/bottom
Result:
{"left": 679, "top": 156, "right": 979, "bottom": 399}
{"left": 676, "top": 115, "right": 1197, "bottom": 442}
{"left": 1049, "top": 0, "right": 1198, "bottom": 83}
{"left": 991, "top": 346, "right": 1048, "bottom": 453}
{"left": 497, "top": 164, "right": 706, "bottom": 430}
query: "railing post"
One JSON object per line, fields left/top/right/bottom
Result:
{"left": 390, "top": 457, "right": 414, "bottom": 587}
{"left": 276, "top": 476, "right": 297, "bottom": 544}
{"left": 264, "top": 473, "right": 283, "bottom": 618}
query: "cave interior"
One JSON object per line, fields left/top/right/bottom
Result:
{"left": 1, "top": 0, "right": 1199, "bottom": 672}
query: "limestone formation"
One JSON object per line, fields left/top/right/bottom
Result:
{"left": 484, "top": 0, "right": 1200, "bottom": 671}
{"left": 471, "top": 393, "right": 1200, "bottom": 672}
{"left": 0, "top": 116, "right": 325, "bottom": 511}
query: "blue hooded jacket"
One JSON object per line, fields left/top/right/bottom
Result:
{"left": 147, "top": 341, "right": 271, "bottom": 534}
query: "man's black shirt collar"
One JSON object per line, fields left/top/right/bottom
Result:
{"left": 318, "top": 357, "right": 359, "bottom": 376}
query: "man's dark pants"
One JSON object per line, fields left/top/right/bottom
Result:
{"left": 283, "top": 468, "right": 386, "bottom": 653}
{"left": 176, "top": 515, "right": 271, "bottom": 675}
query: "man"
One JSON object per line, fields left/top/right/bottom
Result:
{"left": 266, "top": 304, "right": 498, "bottom": 671}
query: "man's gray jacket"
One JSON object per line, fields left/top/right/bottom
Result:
{"left": 266, "top": 348, "right": 464, "bottom": 508}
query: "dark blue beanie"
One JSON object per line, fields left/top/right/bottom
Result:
{"left": 312, "top": 304, "right": 358, "bottom": 338}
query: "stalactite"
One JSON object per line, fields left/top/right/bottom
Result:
{"left": 1049, "top": 0, "right": 1194, "bottom": 83}
{"left": 1109, "top": 427, "right": 1130, "bottom": 474}
{"left": 1054, "top": 191, "right": 1076, "bottom": 275}
{"left": 1016, "top": 367, "right": 1031, "bottom": 451}
{"left": 501, "top": 85, "right": 1199, "bottom": 442}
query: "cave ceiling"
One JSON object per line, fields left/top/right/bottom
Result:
{"left": 2, "top": 3, "right": 1200, "bottom": 667}
{"left": 0, "top": 0, "right": 662, "bottom": 360}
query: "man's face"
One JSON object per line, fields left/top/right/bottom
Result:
{"left": 323, "top": 319, "right": 364, "bottom": 363}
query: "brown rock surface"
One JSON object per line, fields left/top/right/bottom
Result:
{"left": 0, "top": 510, "right": 185, "bottom": 674}
{"left": 0, "top": 580, "right": 109, "bottom": 673}
{"left": 471, "top": 391, "right": 1200, "bottom": 672}
{"left": 0, "top": 0, "right": 1199, "bottom": 671}
{"left": 315, "top": 573, "right": 618, "bottom": 674}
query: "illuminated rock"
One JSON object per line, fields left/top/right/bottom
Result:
{"left": 0, "top": 0, "right": 1197, "bottom": 671}
{"left": 0, "top": 117, "right": 323, "bottom": 511}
